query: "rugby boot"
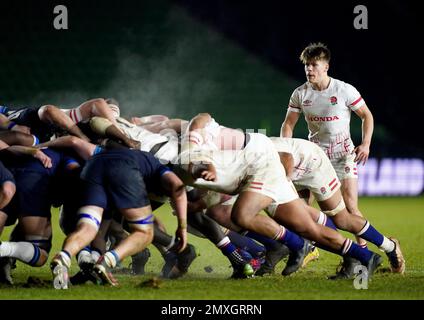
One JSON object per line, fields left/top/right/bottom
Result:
{"left": 70, "top": 262, "right": 100, "bottom": 285}
{"left": 281, "top": 240, "right": 313, "bottom": 276}
{"left": 386, "top": 238, "right": 405, "bottom": 274}
{"left": 165, "top": 244, "right": 198, "bottom": 279}
{"left": 130, "top": 248, "right": 151, "bottom": 275}
{"left": 93, "top": 255, "right": 119, "bottom": 286}
{"left": 50, "top": 254, "right": 70, "bottom": 289}
{"left": 230, "top": 248, "right": 255, "bottom": 279}
{"left": 0, "top": 257, "right": 14, "bottom": 285}
{"left": 328, "top": 256, "right": 362, "bottom": 280}
{"left": 256, "top": 243, "right": 290, "bottom": 276}
{"left": 160, "top": 250, "right": 178, "bottom": 278}
{"left": 302, "top": 246, "right": 320, "bottom": 268}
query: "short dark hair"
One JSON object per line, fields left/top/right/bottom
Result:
{"left": 300, "top": 42, "right": 331, "bottom": 64}
{"left": 105, "top": 97, "right": 120, "bottom": 107}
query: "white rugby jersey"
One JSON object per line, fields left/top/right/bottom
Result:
{"left": 270, "top": 137, "right": 324, "bottom": 180}
{"left": 287, "top": 78, "right": 365, "bottom": 159}
{"left": 115, "top": 117, "right": 168, "bottom": 152}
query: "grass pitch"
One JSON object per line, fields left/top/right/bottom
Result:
{"left": 1, "top": 197, "right": 423, "bottom": 300}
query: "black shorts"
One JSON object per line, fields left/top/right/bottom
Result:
{"left": 80, "top": 153, "right": 150, "bottom": 210}
{"left": 4, "top": 169, "right": 51, "bottom": 218}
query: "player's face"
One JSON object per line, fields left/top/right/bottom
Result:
{"left": 304, "top": 59, "right": 329, "bottom": 84}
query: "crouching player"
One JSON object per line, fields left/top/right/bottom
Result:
{"left": 50, "top": 148, "right": 188, "bottom": 289}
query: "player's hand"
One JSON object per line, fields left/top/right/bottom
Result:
{"left": 34, "top": 150, "right": 53, "bottom": 168}
{"left": 353, "top": 143, "right": 370, "bottom": 165}
{"left": 200, "top": 163, "right": 216, "bottom": 181}
{"left": 174, "top": 226, "right": 188, "bottom": 253}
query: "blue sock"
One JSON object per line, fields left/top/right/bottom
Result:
{"left": 276, "top": 228, "right": 304, "bottom": 252}
{"left": 343, "top": 240, "right": 373, "bottom": 265}
{"left": 227, "top": 231, "right": 265, "bottom": 258}
{"left": 219, "top": 242, "right": 237, "bottom": 256}
{"left": 218, "top": 240, "right": 246, "bottom": 266}
{"left": 244, "top": 231, "right": 281, "bottom": 250}
{"left": 325, "top": 217, "right": 337, "bottom": 230}
{"left": 357, "top": 221, "right": 384, "bottom": 247}
{"left": 28, "top": 244, "right": 41, "bottom": 266}
{"left": 317, "top": 212, "right": 337, "bottom": 230}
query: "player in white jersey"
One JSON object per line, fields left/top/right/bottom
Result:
{"left": 280, "top": 42, "right": 378, "bottom": 278}
{"left": 271, "top": 137, "right": 405, "bottom": 276}
{"left": 177, "top": 113, "right": 384, "bottom": 278}
{"left": 89, "top": 116, "right": 182, "bottom": 165}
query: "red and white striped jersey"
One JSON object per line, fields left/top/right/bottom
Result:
{"left": 287, "top": 78, "right": 365, "bottom": 159}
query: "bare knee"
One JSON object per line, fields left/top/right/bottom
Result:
{"left": 230, "top": 211, "right": 250, "bottom": 229}
{"left": 131, "top": 227, "right": 154, "bottom": 244}
{"left": 38, "top": 105, "right": 58, "bottom": 121}
{"left": 0, "top": 182, "right": 16, "bottom": 208}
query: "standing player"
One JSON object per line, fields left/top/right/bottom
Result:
{"left": 280, "top": 42, "right": 381, "bottom": 278}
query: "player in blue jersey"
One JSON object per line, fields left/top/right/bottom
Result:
{"left": 50, "top": 148, "right": 188, "bottom": 288}
{"left": 0, "top": 146, "right": 80, "bottom": 284}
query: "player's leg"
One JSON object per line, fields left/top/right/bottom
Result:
{"left": 36, "top": 135, "right": 99, "bottom": 160}
{"left": 90, "top": 116, "right": 141, "bottom": 149}
{"left": 76, "top": 98, "right": 120, "bottom": 127}
{"left": 0, "top": 217, "right": 51, "bottom": 267}
{"left": 206, "top": 203, "right": 289, "bottom": 276}
{"left": 51, "top": 205, "right": 104, "bottom": 289}
{"left": 94, "top": 206, "right": 154, "bottom": 286}
{"left": 319, "top": 190, "right": 405, "bottom": 274}
{"left": 38, "top": 105, "right": 90, "bottom": 141}
{"left": 271, "top": 198, "right": 383, "bottom": 277}
{"left": 231, "top": 191, "right": 309, "bottom": 277}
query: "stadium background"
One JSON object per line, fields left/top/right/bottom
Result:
{"left": 2, "top": 0, "right": 422, "bottom": 196}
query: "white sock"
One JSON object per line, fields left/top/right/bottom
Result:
{"left": 77, "top": 249, "right": 94, "bottom": 266}
{"left": 316, "top": 212, "right": 327, "bottom": 225}
{"left": 91, "top": 250, "right": 101, "bottom": 263}
{"left": 0, "top": 241, "right": 36, "bottom": 264}
{"left": 104, "top": 251, "right": 118, "bottom": 268}
{"left": 216, "top": 236, "right": 231, "bottom": 248}
{"left": 379, "top": 237, "right": 395, "bottom": 253}
{"left": 59, "top": 251, "right": 72, "bottom": 268}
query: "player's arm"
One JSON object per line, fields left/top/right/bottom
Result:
{"left": 0, "top": 139, "right": 52, "bottom": 168}
{"left": 181, "top": 113, "right": 212, "bottom": 152}
{"left": 36, "top": 135, "right": 98, "bottom": 160}
{"left": 90, "top": 116, "right": 140, "bottom": 149}
{"left": 0, "top": 131, "right": 39, "bottom": 146}
{"left": 0, "top": 114, "right": 31, "bottom": 134}
{"left": 160, "top": 171, "right": 188, "bottom": 253}
{"left": 353, "top": 104, "right": 374, "bottom": 165}
{"left": 280, "top": 111, "right": 301, "bottom": 138}
{"left": 189, "top": 162, "right": 216, "bottom": 181}
{"left": 278, "top": 152, "right": 295, "bottom": 178}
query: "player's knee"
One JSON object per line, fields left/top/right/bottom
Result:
{"left": 76, "top": 206, "right": 102, "bottom": 233}
{"left": 230, "top": 211, "right": 249, "bottom": 229}
{"left": 1, "top": 182, "right": 15, "bottom": 206}
{"left": 126, "top": 214, "right": 154, "bottom": 237}
{"left": 66, "top": 135, "right": 82, "bottom": 147}
{"left": 89, "top": 98, "right": 108, "bottom": 114}
{"left": 38, "top": 104, "right": 57, "bottom": 121}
